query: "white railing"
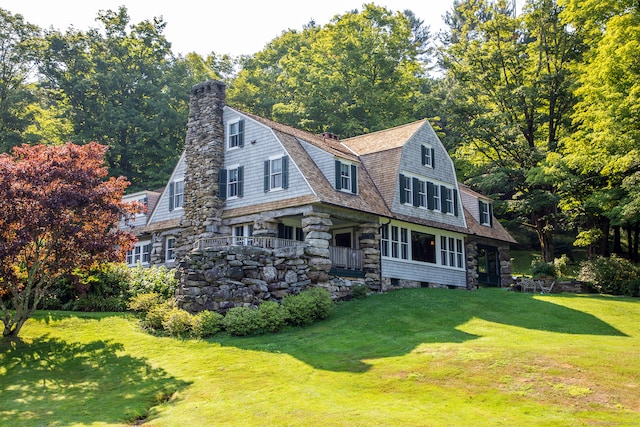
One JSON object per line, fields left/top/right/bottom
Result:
{"left": 329, "top": 246, "right": 363, "bottom": 270}
{"left": 193, "top": 236, "right": 303, "bottom": 251}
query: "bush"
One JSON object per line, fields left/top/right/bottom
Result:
{"left": 257, "top": 301, "right": 288, "bottom": 333}
{"left": 162, "top": 308, "right": 194, "bottom": 337}
{"left": 282, "top": 287, "right": 333, "bottom": 326}
{"left": 128, "top": 292, "right": 163, "bottom": 316}
{"left": 351, "top": 284, "right": 369, "bottom": 300}
{"left": 578, "top": 255, "right": 640, "bottom": 296}
{"left": 144, "top": 300, "right": 176, "bottom": 331}
{"left": 222, "top": 306, "right": 267, "bottom": 336}
{"left": 70, "top": 295, "right": 128, "bottom": 312}
{"left": 128, "top": 264, "right": 178, "bottom": 299}
{"left": 191, "top": 311, "right": 224, "bottom": 338}
{"left": 531, "top": 261, "right": 557, "bottom": 278}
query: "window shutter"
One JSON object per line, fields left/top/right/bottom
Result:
{"left": 282, "top": 156, "right": 289, "bottom": 189}
{"left": 421, "top": 145, "right": 427, "bottom": 166}
{"left": 412, "top": 177, "right": 420, "bottom": 207}
{"left": 478, "top": 200, "right": 484, "bottom": 222}
{"left": 264, "top": 161, "right": 270, "bottom": 192}
{"left": 219, "top": 169, "right": 227, "bottom": 199}
{"left": 427, "top": 182, "right": 434, "bottom": 210}
{"left": 453, "top": 189, "right": 459, "bottom": 216}
{"left": 431, "top": 148, "right": 435, "bottom": 168}
{"left": 399, "top": 174, "right": 406, "bottom": 204}
{"left": 489, "top": 203, "right": 494, "bottom": 226}
{"left": 238, "top": 120, "right": 245, "bottom": 147}
{"left": 335, "top": 160, "right": 342, "bottom": 190}
{"left": 237, "top": 166, "right": 244, "bottom": 197}
{"left": 169, "top": 182, "right": 175, "bottom": 211}
{"left": 441, "top": 185, "right": 448, "bottom": 213}
{"left": 351, "top": 164, "right": 357, "bottom": 194}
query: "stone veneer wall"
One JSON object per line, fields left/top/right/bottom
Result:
{"left": 178, "top": 80, "right": 227, "bottom": 260}
{"left": 465, "top": 237, "right": 513, "bottom": 289}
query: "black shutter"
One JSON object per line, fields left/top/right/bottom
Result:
{"left": 441, "top": 185, "right": 448, "bottom": 213}
{"left": 237, "top": 166, "right": 244, "bottom": 197}
{"left": 169, "top": 182, "right": 175, "bottom": 211}
{"left": 335, "top": 160, "right": 342, "bottom": 190}
{"left": 412, "top": 177, "right": 420, "bottom": 207}
{"left": 427, "top": 182, "right": 434, "bottom": 210}
{"left": 421, "top": 145, "right": 426, "bottom": 166}
{"left": 282, "top": 156, "right": 289, "bottom": 189}
{"left": 219, "top": 169, "right": 227, "bottom": 199}
{"left": 351, "top": 164, "right": 357, "bottom": 194}
{"left": 453, "top": 189, "right": 459, "bottom": 216}
{"left": 489, "top": 203, "right": 494, "bottom": 226}
{"left": 238, "top": 120, "right": 245, "bottom": 147}
{"left": 264, "top": 160, "right": 270, "bottom": 192}
{"left": 431, "top": 148, "right": 435, "bottom": 168}
{"left": 399, "top": 174, "right": 406, "bottom": 204}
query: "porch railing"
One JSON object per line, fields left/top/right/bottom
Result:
{"left": 193, "top": 236, "right": 303, "bottom": 251}
{"left": 329, "top": 245, "right": 363, "bottom": 270}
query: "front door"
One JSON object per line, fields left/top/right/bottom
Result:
{"left": 477, "top": 245, "right": 500, "bottom": 286}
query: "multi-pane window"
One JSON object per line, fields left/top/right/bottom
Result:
{"left": 228, "top": 168, "right": 239, "bottom": 198}
{"left": 444, "top": 188, "right": 454, "bottom": 214}
{"left": 479, "top": 200, "right": 492, "bottom": 226}
{"left": 229, "top": 120, "right": 244, "bottom": 148}
{"left": 402, "top": 176, "right": 412, "bottom": 205}
{"left": 126, "top": 241, "right": 151, "bottom": 266}
{"left": 381, "top": 223, "right": 389, "bottom": 257}
{"left": 440, "top": 236, "right": 464, "bottom": 268}
{"left": 335, "top": 160, "right": 358, "bottom": 193}
{"left": 340, "top": 163, "right": 351, "bottom": 190}
{"left": 416, "top": 180, "right": 426, "bottom": 207}
{"left": 234, "top": 224, "right": 254, "bottom": 245}
{"left": 432, "top": 184, "right": 441, "bottom": 211}
{"left": 166, "top": 237, "right": 176, "bottom": 262}
{"left": 270, "top": 157, "right": 282, "bottom": 189}
{"left": 264, "top": 156, "right": 289, "bottom": 192}
{"left": 389, "top": 225, "right": 409, "bottom": 260}
{"left": 421, "top": 145, "right": 434, "bottom": 168}
{"left": 169, "top": 180, "right": 184, "bottom": 211}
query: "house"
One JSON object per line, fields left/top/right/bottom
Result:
{"left": 122, "top": 80, "right": 516, "bottom": 309}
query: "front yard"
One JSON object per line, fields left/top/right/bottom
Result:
{"left": 1, "top": 288, "right": 638, "bottom": 426}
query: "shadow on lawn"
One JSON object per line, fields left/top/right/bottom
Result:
{"left": 0, "top": 335, "right": 190, "bottom": 426}
{"left": 217, "top": 288, "right": 628, "bottom": 373}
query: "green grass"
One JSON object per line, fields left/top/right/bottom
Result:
{"left": 2, "top": 288, "right": 639, "bottom": 426}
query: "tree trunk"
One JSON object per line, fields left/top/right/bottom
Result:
{"left": 613, "top": 226, "right": 622, "bottom": 255}
{"left": 627, "top": 225, "right": 633, "bottom": 261}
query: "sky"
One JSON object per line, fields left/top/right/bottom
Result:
{"left": 2, "top": 0, "right": 473, "bottom": 57}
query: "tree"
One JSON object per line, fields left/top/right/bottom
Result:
{"left": 229, "top": 4, "right": 432, "bottom": 137}
{"left": 0, "top": 142, "right": 141, "bottom": 338}
{"left": 439, "top": 0, "right": 583, "bottom": 261}
{"left": 0, "top": 8, "right": 42, "bottom": 152}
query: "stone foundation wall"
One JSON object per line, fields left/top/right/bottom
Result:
{"left": 175, "top": 244, "right": 365, "bottom": 313}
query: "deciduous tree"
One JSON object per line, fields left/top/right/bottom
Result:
{"left": 0, "top": 142, "right": 141, "bottom": 338}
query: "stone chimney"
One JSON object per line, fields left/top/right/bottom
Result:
{"left": 177, "top": 80, "right": 227, "bottom": 258}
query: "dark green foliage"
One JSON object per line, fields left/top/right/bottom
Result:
{"left": 578, "top": 256, "right": 640, "bottom": 296}
{"left": 351, "top": 284, "right": 370, "bottom": 299}
{"left": 191, "top": 310, "right": 224, "bottom": 338}
{"left": 282, "top": 287, "right": 333, "bottom": 326}
{"left": 222, "top": 306, "right": 267, "bottom": 336}
{"left": 257, "top": 301, "right": 288, "bottom": 333}
{"left": 128, "top": 264, "right": 178, "bottom": 299}
{"left": 531, "top": 261, "right": 557, "bottom": 278}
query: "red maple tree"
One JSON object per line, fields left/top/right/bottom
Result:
{"left": 0, "top": 142, "right": 142, "bottom": 338}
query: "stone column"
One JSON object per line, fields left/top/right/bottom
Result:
{"left": 301, "top": 211, "right": 332, "bottom": 283}
{"left": 499, "top": 243, "right": 513, "bottom": 287}
{"left": 358, "top": 222, "right": 381, "bottom": 290}
{"left": 465, "top": 240, "right": 479, "bottom": 290}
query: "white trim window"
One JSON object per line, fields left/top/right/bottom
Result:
{"left": 432, "top": 184, "right": 441, "bottom": 211}
{"left": 166, "top": 236, "right": 176, "bottom": 262}
{"left": 228, "top": 119, "right": 244, "bottom": 149}
{"left": 228, "top": 167, "right": 240, "bottom": 198}
{"left": 127, "top": 241, "right": 151, "bottom": 266}
{"left": 421, "top": 144, "right": 435, "bottom": 168}
{"left": 233, "top": 224, "right": 254, "bottom": 245}
{"left": 169, "top": 179, "right": 184, "bottom": 211}
{"left": 416, "top": 180, "right": 426, "bottom": 208}
{"left": 335, "top": 159, "right": 358, "bottom": 194}
{"left": 440, "top": 236, "right": 464, "bottom": 268}
{"left": 264, "top": 156, "right": 289, "bottom": 192}
{"left": 479, "top": 200, "right": 493, "bottom": 226}
{"left": 444, "top": 187, "right": 454, "bottom": 215}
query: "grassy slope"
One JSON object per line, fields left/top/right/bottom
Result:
{"left": 1, "top": 288, "right": 639, "bottom": 427}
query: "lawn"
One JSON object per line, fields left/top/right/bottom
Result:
{"left": 1, "top": 288, "right": 639, "bottom": 426}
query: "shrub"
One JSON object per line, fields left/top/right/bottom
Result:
{"left": 553, "top": 254, "right": 571, "bottom": 278}
{"left": 144, "top": 300, "right": 176, "bottom": 331}
{"left": 578, "top": 255, "right": 640, "bottom": 296}
{"left": 162, "top": 308, "right": 194, "bottom": 337}
{"left": 222, "top": 306, "right": 267, "bottom": 336}
{"left": 351, "top": 284, "right": 369, "bottom": 300}
{"left": 128, "top": 264, "right": 178, "bottom": 299}
{"left": 128, "top": 292, "right": 163, "bottom": 316}
{"left": 531, "top": 261, "right": 557, "bottom": 278}
{"left": 191, "top": 311, "right": 224, "bottom": 338}
{"left": 282, "top": 287, "right": 333, "bottom": 326}
{"left": 257, "top": 301, "right": 288, "bottom": 333}
{"left": 70, "top": 295, "right": 128, "bottom": 312}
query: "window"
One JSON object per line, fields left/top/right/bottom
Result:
{"left": 166, "top": 237, "right": 176, "bottom": 262}
{"left": 421, "top": 145, "right": 435, "bottom": 168}
{"left": 228, "top": 120, "right": 244, "bottom": 148}
{"left": 381, "top": 223, "right": 389, "bottom": 257}
{"left": 440, "top": 236, "right": 464, "bottom": 268}
{"left": 389, "top": 225, "right": 409, "bottom": 260}
{"left": 277, "top": 223, "right": 304, "bottom": 241}
{"left": 234, "top": 224, "right": 254, "bottom": 245}
{"left": 402, "top": 176, "right": 412, "bottom": 205}
{"left": 443, "top": 187, "right": 454, "bottom": 214}
{"left": 432, "top": 184, "right": 441, "bottom": 211}
{"left": 479, "top": 200, "right": 492, "bottom": 226}
{"left": 335, "top": 160, "right": 358, "bottom": 193}
{"left": 264, "top": 156, "right": 289, "bottom": 192}
{"left": 219, "top": 166, "right": 243, "bottom": 199}
{"left": 411, "top": 231, "right": 436, "bottom": 263}
{"left": 126, "top": 241, "right": 151, "bottom": 266}
{"left": 415, "top": 179, "right": 426, "bottom": 207}
{"left": 133, "top": 196, "right": 148, "bottom": 217}
{"left": 169, "top": 180, "right": 184, "bottom": 211}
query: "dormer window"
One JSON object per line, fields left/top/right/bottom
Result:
{"left": 228, "top": 119, "right": 245, "bottom": 149}
{"left": 334, "top": 159, "right": 358, "bottom": 194}
{"left": 479, "top": 200, "right": 493, "bottom": 226}
{"left": 421, "top": 145, "right": 435, "bottom": 168}
{"left": 169, "top": 179, "right": 184, "bottom": 211}
{"left": 264, "top": 155, "right": 289, "bottom": 192}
